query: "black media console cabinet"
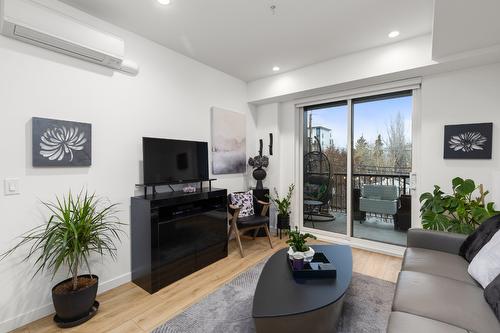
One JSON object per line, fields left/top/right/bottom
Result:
{"left": 131, "top": 188, "right": 228, "bottom": 293}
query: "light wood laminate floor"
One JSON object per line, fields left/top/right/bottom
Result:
{"left": 12, "top": 236, "right": 402, "bottom": 333}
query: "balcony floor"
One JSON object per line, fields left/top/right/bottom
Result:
{"left": 303, "top": 211, "right": 407, "bottom": 246}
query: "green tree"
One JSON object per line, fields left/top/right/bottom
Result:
{"left": 354, "top": 135, "right": 370, "bottom": 171}
{"left": 373, "top": 134, "right": 385, "bottom": 170}
{"left": 385, "top": 112, "right": 411, "bottom": 173}
{"left": 324, "top": 143, "right": 347, "bottom": 174}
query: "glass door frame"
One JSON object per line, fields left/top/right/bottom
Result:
{"left": 296, "top": 81, "right": 421, "bottom": 253}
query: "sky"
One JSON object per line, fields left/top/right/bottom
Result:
{"left": 308, "top": 95, "right": 412, "bottom": 149}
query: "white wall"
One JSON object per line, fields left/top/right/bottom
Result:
{"left": 418, "top": 63, "right": 500, "bottom": 210}
{"left": 253, "top": 104, "right": 279, "bottom": 228}
{"left": 0, "top": 1, "right": 254, "bottom": 331}
{"left": 253, "top": 102, "right": 300, "bottom": 229}
{"left": 254, "top": 102, "right": 300, "bottom": 228}
{"left": 277, "top": 101, "right": 301, "bottom": 227}
{"left": 432, "top": 0, "right": 500, "bottom": 60}
{"left": 254, "top": 103, "right": 279, "bottom": 189}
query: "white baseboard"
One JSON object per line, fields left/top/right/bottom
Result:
{"left": 0, "top": 272, "right": 131, "bottom": 333}
{"left": 97, "top": 272, "right": 131, "bottom": 294}
{"left": 308, "top": 230, "right": 405, "bottom": 257}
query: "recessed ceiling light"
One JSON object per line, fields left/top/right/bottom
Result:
{"left": 272, "top": 66, "right": 280, "bottom": 72}
{"left": 157, "top": 0, "right": 171, "bottom": 5}
{"left": 388, "top": 30, "right": 400, "bottom": 38}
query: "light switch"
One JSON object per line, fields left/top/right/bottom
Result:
{"left": 409, "top": 172, "right": 417, "bottom": 190}
{"left": 4, "top": 178, "right": 20, "bottom": 196}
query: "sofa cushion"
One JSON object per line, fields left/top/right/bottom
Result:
{"left": 230, "top": 191, "right": 254, "bottom": 218}
{"left": 485, "top": 273, "right": 500, "bottom": 321}
{"left": 407, "top": 229, "right": 467, "bottom": 255}
{"left": 468, "top": 230, "right": 500, "bottom": 288}
{"left": 362, "top": 184, "right": 399, "bottom": 200}
{"left": 387, "top": 312, "right": 467, "bottom": 333}
{"left": 402, "top": 247, "right": 477, "bottom": 285}
{"left": 459, "top": 214, "right": 500, "bottom": 262}
{"left": 392, "top": 271, "right": 500, "bottom": 333}
{"left": 359, "top": 197, "right": 398, "bottom": 215}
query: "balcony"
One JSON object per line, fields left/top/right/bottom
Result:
{"left": 303, "top": 170, "right": 411, "bottom": 246}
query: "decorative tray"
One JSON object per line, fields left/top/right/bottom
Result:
{"left": 287, "top": 252, "right": 337, "bottom": 279}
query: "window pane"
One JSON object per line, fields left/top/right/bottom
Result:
{"left": 303, "top": 102, "right": 348, "bottom": 235}
{"left": 351, "top": 93, "right": 412, "bottom": 246}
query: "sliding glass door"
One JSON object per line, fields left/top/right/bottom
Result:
{"left": 303, "top": 102, "right": 348, "bottom": 235}
{"left": 351, "top": 92, "right": 412, "bottom": 246}
{"left": 302, "top": 90, "right": 413, "bottom": 247}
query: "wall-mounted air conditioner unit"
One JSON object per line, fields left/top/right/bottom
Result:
{"left": 0, "top": 0, "right": 139, "bottom": 75}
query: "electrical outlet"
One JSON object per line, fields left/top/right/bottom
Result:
{"left": 4, "top": 178, "right": 20, "bottom": 196}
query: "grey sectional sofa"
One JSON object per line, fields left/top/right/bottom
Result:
{"left": 387, "top": 229, "right": 500, "bottom": 333}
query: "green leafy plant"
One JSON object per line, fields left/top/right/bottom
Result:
{"left": 286, "top": 226, "right": 317, "bottom": 252}
{"left": 266, "top": 184, "right": 295, "bottom": 217}
{"left": 0, "top": 190, "right": 123, "bottom": 291}
{"left": 420, "top": 177, "right": 499, "bottom": 234}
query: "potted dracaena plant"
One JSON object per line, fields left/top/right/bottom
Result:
{"left": 266, "top": 184, "right": 295, "bottom": 233}
{"left": 0, "top": 190, "right": 123, "bottom": 328}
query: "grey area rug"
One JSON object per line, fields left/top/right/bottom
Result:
{"left": 153, "top": 260, "right": 395, "bottom": 333}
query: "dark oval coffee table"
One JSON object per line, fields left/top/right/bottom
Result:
{"left": 252, "top": 245, "right": 352, "bottom": 333}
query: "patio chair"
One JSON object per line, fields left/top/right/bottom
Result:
{"left": 359, "top": 185, "right": 400, "bottom": 223}
{"left": 303, "top": 148, "right": 335, "bottom": 224}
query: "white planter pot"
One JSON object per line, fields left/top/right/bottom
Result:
{"left": 287, "top": 246, "right": 315, "bottom": 262}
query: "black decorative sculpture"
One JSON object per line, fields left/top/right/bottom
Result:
{"left": 248, "top": 139, "right": 269, "bottom": 190}
{"left": 269, "top": 133, "right": 273, "bottom": 156}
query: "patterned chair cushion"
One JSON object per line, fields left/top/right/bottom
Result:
{"left": 231, "top": 191, "right": 255, "bottom": 218}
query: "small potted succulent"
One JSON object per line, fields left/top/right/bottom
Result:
{"left": 286, "top": 226, "right": 317, "bottom": 263}
{"left": 267, "top": 184, "right": 295, "bottom": 232}
{"left": 0, "top": 190, "right": 123, "bottom": 327}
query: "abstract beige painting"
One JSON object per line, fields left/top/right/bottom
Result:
{"left": 211, "top": 107, "right": 246, "bottom": 174}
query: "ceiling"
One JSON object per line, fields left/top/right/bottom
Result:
{"left": 60, "top": 0, "right": 434, "bottom": 82}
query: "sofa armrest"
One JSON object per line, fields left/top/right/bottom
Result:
{"left": 407, "top": 228, "right": 467, "bottom": 255}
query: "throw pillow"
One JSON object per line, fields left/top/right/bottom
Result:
{"left": 484, "top": 273, "right": 500, "bottom": 321}
{"left": 231, "top": 191, "right": 254, "bottom": 218}
{"left": 459, "top": 214, "right": 500, "bottom": 262}
{"left": 468, "top": 230, "right": 500, "bottom": 288}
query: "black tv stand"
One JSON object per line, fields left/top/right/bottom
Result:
{"left": 131, "top": 188, "right": 228, "bottom": 294}
{"left": 135, "top": 179, "right": 217, "bottom": 197}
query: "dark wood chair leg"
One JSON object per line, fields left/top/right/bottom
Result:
{"left": 235, "top": 230, "right": 244, "bottom": 258}
{"left": 264, "top": 224, "right": 273, "bottom": 249}
{"left": 230, "top": 220, "right": 244, "bottom": 258}
{"left": 228, "top": 222, "right": 234, "bottom": 242}
{"left": 253, "top": 228, "right": 259, "bottom": 240}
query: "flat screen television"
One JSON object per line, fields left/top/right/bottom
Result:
{"left": 143, "top": 137, "right": 209, "bottom": 184}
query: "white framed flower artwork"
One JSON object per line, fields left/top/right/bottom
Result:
{"left": 444, "top": 122, "right": 493, "bottom": 159}
{"left": 32, "top": 117, "right": 92, "bottom": 167}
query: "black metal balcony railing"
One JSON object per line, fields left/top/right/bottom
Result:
{"left": 329, "top": 173, "right": 411, "bottom": 211}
